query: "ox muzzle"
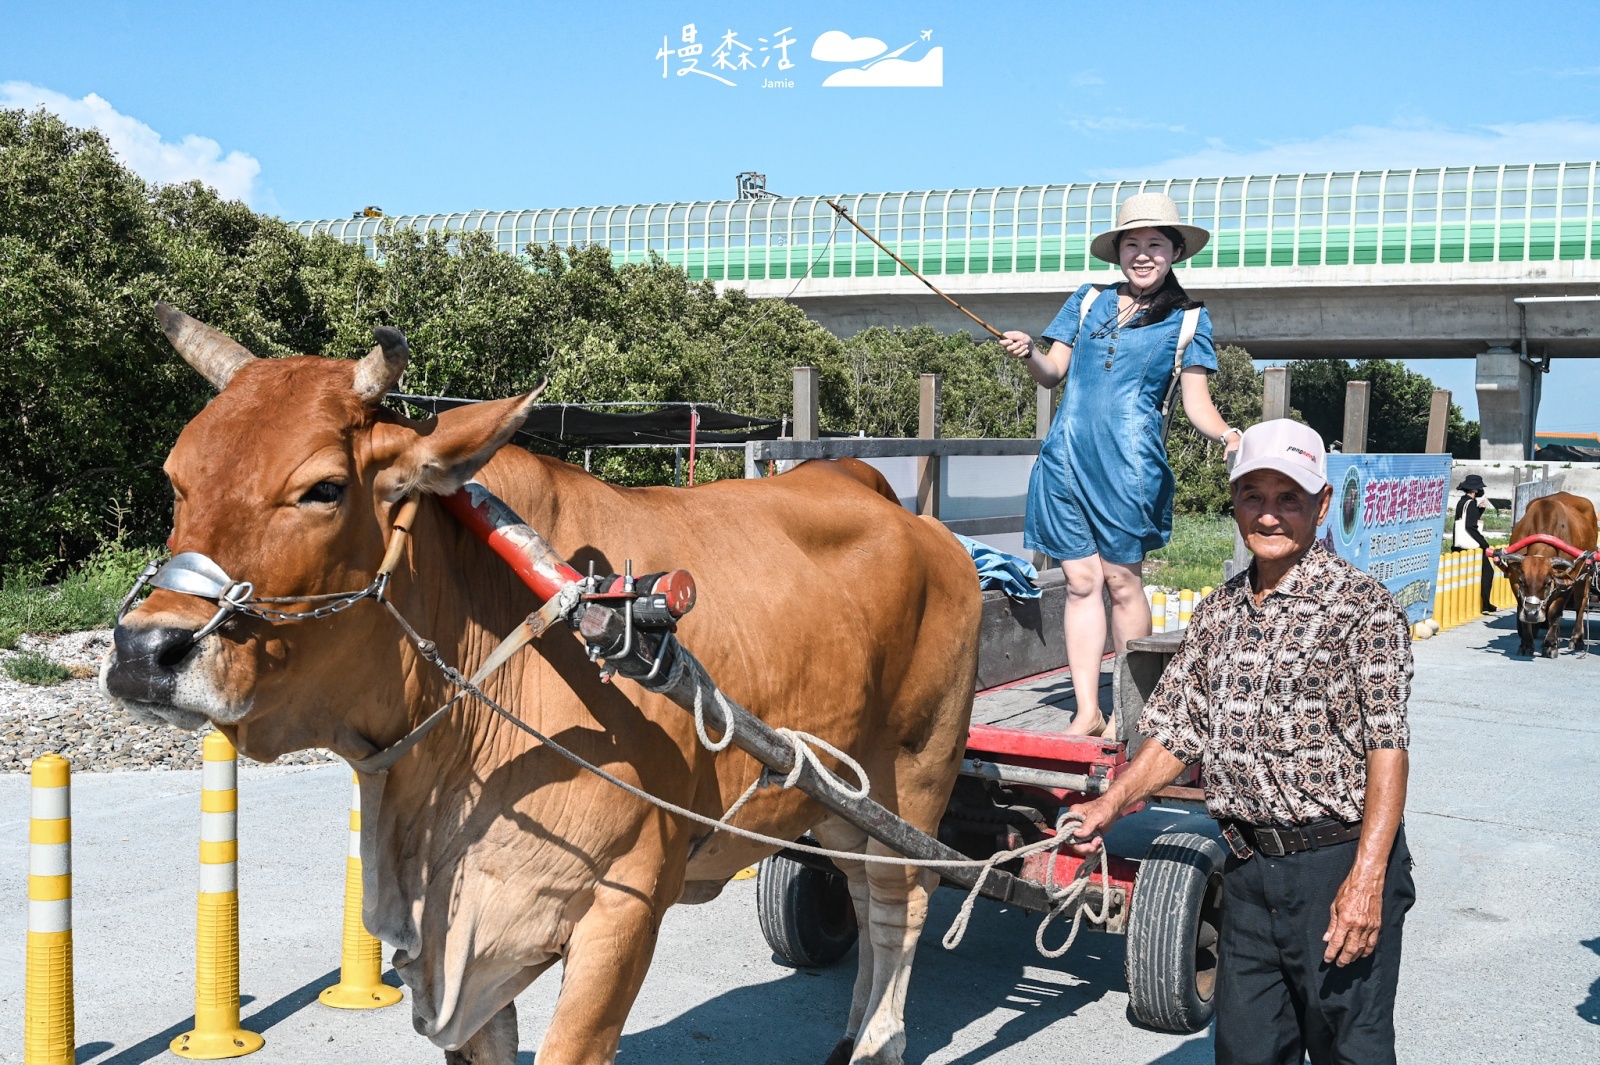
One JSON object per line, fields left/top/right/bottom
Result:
{"left": 102, "top": 550, "right": 243, "bottom": 710}
{"left": 103, "top": 549, "right": 388, "bottom": 723}
{"left": 1518, "top": 596, "right": 1548, "bottom": 625}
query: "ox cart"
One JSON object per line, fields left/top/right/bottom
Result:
{"left": 140, "top": 471, "right": 1220, "bottom": 1038}
{"left": 427, "top": 483, "right": 1222, "bottom": 1035}
{"left": 753, "top": 573, "right": 1222, "bottom": 1034}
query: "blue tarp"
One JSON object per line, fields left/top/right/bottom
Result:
{"left": 954, "top": 533, "right": 1041, "bottom": 600}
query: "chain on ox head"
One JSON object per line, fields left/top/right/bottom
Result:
{"left": 118, "top": 496, "right": 421, "bottom": 646}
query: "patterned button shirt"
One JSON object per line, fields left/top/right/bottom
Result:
{"left": 1136, "top": 542, "right": 1412, "bottom": 826}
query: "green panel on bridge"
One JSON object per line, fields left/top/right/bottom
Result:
{"left": 297, "top": 163, "right": 1600, "bottom": 284}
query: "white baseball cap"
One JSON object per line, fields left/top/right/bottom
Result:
{"left": 1228, "top": 419, "right": 1328, "bottom": 493}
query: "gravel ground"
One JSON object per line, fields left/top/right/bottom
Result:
{"left": 0, "top": 630, "right": 336, "bottom": 772}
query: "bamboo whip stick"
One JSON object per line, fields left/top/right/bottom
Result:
{"left": 825, "top": 201, "right": 1008, "bottom": 341}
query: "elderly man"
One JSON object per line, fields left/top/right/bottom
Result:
{"left": 1071, "top": 419, "right": 1415, "bottom": 1065}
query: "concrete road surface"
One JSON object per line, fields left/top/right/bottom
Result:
{"left": 0, "top": 611, "right": 1597, "bottom": 1064}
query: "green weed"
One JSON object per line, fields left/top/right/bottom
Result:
{"left": 2, "top": 650, "right": 72, "bottom": 686}
{"left": 0, "top": 544, "right": 159, "bottom": 639}
{"left": 1147, "top": 513, "right": 1236, "bottom": 592}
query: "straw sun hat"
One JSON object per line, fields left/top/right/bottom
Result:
{"left": 1089, "top": 192, "right": 1210, "bottom": 265}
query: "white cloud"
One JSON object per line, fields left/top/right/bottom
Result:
{"left": 1073, "top": 71, "right": 1105, "bottom": 86}
{"left": 1069, "top": 115, "right": 1186, "bottom": 134}
{"left": 811, "top": 31, "right": 887, "bottom": 63}
{"left": 1, "top": 81, "right": 261, "bottom": 204}
{"left": 823, "top": 47, "right": 943, "bottom": 87}
{"left": 1098, "top": 119, "right": 1600, "bottom": 179}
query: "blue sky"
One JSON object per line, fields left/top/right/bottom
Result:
{"left": 5, "top": 0, "right": 1600, "bottom": 430}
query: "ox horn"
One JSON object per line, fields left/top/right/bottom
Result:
{"left": 153, "top": 302, "right": 256, "bottom": 390}
{"left": 353, "top": 325, "right": 409, "bottom": 406}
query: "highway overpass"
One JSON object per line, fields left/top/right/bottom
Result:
{"left": 297, "top": 162, "right": 1600, "bottom": 458}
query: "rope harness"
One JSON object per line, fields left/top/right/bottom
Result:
{"left": 121, "top": 493, "right": 1110, "bottom": 956}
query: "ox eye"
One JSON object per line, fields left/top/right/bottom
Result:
{"left": 299, "top": 480, "right": 345, "bottom": 506}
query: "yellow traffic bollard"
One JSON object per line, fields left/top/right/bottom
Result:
{"left": 1200, "top": 585, "right": 1214, "bottom": 599}
{"left": 1458, "top": 550, "right": 1473, "bottom": 623}
{"left": 1440, "top": 556, "right": 1452, "bottom": 630}
{"left": 25, "top": 754, "right": 73, "bottom": 1065}
{"left": 1494, "top": 564, "right": 1513, "bottom": 609}
{"left": 320, "top": 775, "right": 402, "bottom": 1010}
{"left": 1150, "top": 592, "right": 1166, "bottom": 633}
{"left": 1178, "top": 588, "right": 1194, "bottom": 628}
{"left": 172, "top": 732, "right": 264, "bottom": 1059}
{"left": 1446, "top": 552, "right": 1463, "bottom": 629}
{"left": 1444, "top": 551, "right": 1458, "bottom": 628}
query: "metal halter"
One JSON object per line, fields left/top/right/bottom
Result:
{"left": 118, "top": 497, "right": 421, "bottom": 641}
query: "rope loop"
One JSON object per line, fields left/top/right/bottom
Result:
{"left": 690, "top": 660, "right": 738, "bottom": 753}
{"left": 942, "top": 810, "right": 1107, "bottom": 956}
{"left": 772, "top": 727, "right": 871, "bottom": 800}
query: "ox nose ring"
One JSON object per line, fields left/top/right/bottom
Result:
{"left": 120, "top": 552, "right": 253, "bottom": 642}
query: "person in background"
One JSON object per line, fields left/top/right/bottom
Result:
{"left": 1000, "top": 193, "right": 1240, "bottom": 736}
{"left": 1068, "top": 419, "right": 1415, "bottom": 1065}
{"left": 1452, "top": 474, "right": 1497, "bottom": 614}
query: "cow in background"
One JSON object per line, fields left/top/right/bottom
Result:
{"left": 1499, "top": 492, "right": 1597, "bottom": 657}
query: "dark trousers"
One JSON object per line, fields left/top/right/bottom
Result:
{"left": 1470, "top": 533, "right": 1494, "bottom": 612}
{"left": 1214, "top": 826, "right": 1415, "bottom": 1065}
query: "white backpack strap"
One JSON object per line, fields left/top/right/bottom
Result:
{"left": 1159, "top": 307, "right": 1205, "bottom": 444}
{"left": 1172, "top": 307, "right": 1201, "bottom": 375}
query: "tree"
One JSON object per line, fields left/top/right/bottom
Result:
{"left": 1284, "top": 358, "right": 1478, "bottom": 456}
{"left": 23, "top": 105, "right": 1484, "bottom": 567}
{"left": 1166, "top": 345, "right": 1267, "bottom": 514}
{"left": 0, "top": 108, "right": 374, "bottom": 569}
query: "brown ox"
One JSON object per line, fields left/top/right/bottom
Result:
{"left": 102, "top": 308, "right": 982, "bottom": 1065}
{"left": 1501, "top": 492, "right": 1597, "bottom": 658}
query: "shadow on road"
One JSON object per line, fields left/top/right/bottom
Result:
{"left": 1578, "top": 935, "right": 1600, "bottom": 1025}
{"left": 87, "top": 995, "right": 256, "bottom": 1065}
{"left": 607, "top": 888, "right": 1213, "bottom": 1064}
{"left": 1480, "top": 611, "right": 1596, "bottom": 660}
{"left": 84, "top": 965, "right": 393, "bottom": 1065}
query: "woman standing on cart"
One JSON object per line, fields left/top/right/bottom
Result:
{"left": 1001, "top": 194, "right": 1240, "bottom": 735}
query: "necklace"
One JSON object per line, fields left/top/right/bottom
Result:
{"left": 1090, "top": 286, "right": 1153, "bottom": 336}
{"left": 1087, "top": 285, "right": 1156, "bottom": 362}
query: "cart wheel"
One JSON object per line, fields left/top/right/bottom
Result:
{"left": 1125, "top": 831, "right": 1225, "bottom": 1033}
{"left": 756, "top": 854, "right": 858, "bottom": 968}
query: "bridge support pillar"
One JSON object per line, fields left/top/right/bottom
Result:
{"left": 1475, "top": 347, "right": 1533, "bottom": 461}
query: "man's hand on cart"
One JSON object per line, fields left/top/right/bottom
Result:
{"left": 1063, "top": 796, "right": 1121, "bottom": 856}
{"left": 1066, "top": 739, "right": 1191, "bottom": 856}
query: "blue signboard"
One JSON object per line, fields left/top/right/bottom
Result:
{"left": 1315, "top": 454, "right": 1453, "bottom": 623}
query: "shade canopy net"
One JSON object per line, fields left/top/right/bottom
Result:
{"left": 393, "top": 394, "right": 850, "bottom": 447}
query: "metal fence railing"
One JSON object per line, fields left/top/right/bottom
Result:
{"left": 296, "top": 162, "right": 1600, "bottom": 280}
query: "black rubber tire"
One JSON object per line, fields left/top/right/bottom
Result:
{"left": 1125, "top": 831, "right": 1226, "bottom": 1033}
{"left": 756, "top": 854, "right": 858, "bottom": 968}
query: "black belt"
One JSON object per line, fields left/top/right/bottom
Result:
{"left": 1221, "top": 819, "right": 1363, "bottom": 859}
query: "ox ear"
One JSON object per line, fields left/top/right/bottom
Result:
{"left": 375, "top": 382, "right": 546, "bottom": 499}
{"left": 154, "top": 302, "right": 256, "bottom": 390}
